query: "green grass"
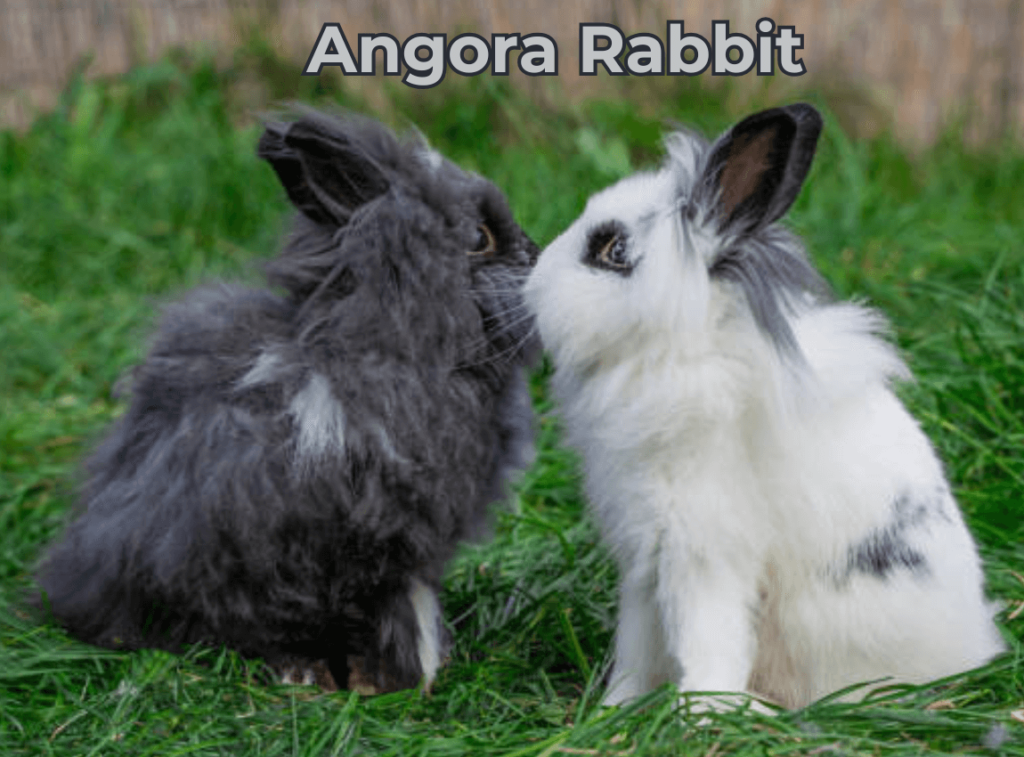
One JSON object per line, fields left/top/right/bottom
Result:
{"left": 1, "top": 51, "right": 1023, "bottom": 755}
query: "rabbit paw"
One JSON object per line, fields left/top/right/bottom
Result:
{"left": 277, "top": 659, "right": 339, "bottom": 691}
{"left": 345, "top": 655, "right": 383, "bottom": 695}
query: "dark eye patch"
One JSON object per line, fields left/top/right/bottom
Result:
{"left": 584, "top": 221, "right": 634, "bottom": 275}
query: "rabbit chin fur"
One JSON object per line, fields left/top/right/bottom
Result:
{"left": 525, "top": 104, "right": 1004, "bottom": 711}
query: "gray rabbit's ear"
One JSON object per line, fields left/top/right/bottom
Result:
{"left": 258, "top": 119, "right": 390, "bottom": 226}
{"left": 697, "top": 103, "right": 822, "bottom": 236}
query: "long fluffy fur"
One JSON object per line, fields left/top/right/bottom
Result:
{"left": 36, "top": 111, "right": 540, "bottom": 692}
{"left": 525, "top": 105, "right": 1004, "bottom": 710}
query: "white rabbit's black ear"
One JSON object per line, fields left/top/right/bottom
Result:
{"left": 258, "top": 119, "right": 390, "bottom": 227}
{"left": 698, "top": 103, "right": 822, "bottom": 236}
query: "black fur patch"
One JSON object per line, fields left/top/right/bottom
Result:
{"left": 831, "top": 492, "right": 937, "bottom": 587}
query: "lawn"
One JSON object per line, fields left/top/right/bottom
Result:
{"left": 1, "top": 50, "right": 1022, "bottom": 755}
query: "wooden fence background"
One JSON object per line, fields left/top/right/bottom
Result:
{"left": 2, "top": 0, "right": 1023, "bottom": 147}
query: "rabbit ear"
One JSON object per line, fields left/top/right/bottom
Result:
{"left": 258, "top": 119, "right": 390, "bottom": 226}
{"left": 698, "top": 103, "right": 822, "bottom": 236}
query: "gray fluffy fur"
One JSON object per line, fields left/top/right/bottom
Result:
{"left": 35, "top": 110, "right": 540, "bottom": 691}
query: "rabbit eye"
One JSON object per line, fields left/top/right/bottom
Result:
{"left": 586, "top": 225, "right": 633, "bottom": 274}
{"left": 469, "top": 223, "right": 497, "bottom": 256}
{"left": 599, "top": 235, "right": 628, "bottom": 267}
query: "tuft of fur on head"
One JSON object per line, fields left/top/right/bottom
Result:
{"left": 34, "top": 109, "right": 540, "bottom": 693}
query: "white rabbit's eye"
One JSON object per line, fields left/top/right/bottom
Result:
{"left": 469, "top": 223, "right": 497, "bottom": 256}
{"left": 600, "top": 236, "right": 628, "bottom": 267}
{"left": 586, "top": 225, "right": 633, "bottom": 274}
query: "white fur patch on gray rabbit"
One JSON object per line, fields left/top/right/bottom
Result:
{"left": 36, "top": 110, "right": 541, "bottom": 693}
{"left": 525, "top": 103, "right": 1004, "bottom": 711}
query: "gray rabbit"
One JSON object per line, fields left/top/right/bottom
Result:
{"left": 36, "top": 110, "right": 540, "bottom": 693}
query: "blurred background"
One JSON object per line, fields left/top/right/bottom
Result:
{"left": 2, "top": 0, "right": 1024, "bottom": 148}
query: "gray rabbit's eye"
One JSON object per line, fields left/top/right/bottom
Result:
{"left": 585, "top": 224, "right": 634, "bottom": 275}
{"left": 469, "top": 223, "right": 497, "bottom": 256}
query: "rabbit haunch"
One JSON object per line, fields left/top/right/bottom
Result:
{"left": 35, "top": 111, "right": 540, "bottom": 694}
{"left": 525, "top": 104, "right": 1003, "bottom": 710}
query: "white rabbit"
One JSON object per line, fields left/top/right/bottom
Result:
{"left": 524, "top": 104, "right": 1005, "bottom": 710}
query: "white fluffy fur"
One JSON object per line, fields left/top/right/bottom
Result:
{"left": 525, "top": 133, "right": 1004, "bottom": 710}
{"left": 409, "top": 578, "right": 443, "bottom": 688}
{"left": 289, "top": 372, "right": 347, "bottom": 459}
{"left": 237, "top": 349, "right": 284, "bottom": 388}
